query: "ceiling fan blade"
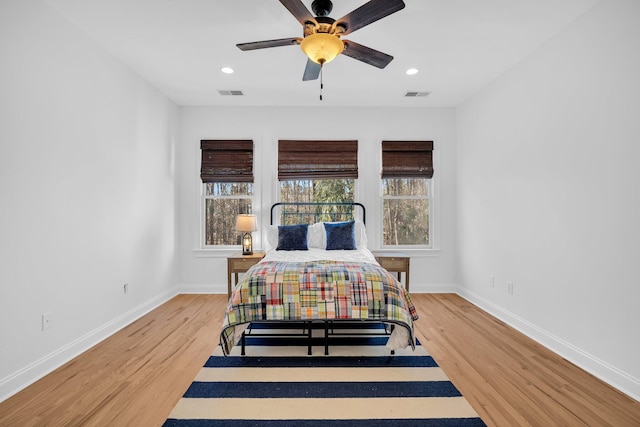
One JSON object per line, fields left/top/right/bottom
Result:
{"left": 236, "top": 37, "right": 301, "bottom": 51}
{"left": 279, "top": 0, "right": 317, "bottom": 26}
{"left": 302, "top": 58, "right": 321, "bottom": 81}
{"left": 335, "top": 0, "right": 405, "bottom": 36}
{"left": 341, "top": 40, "right": 394, "bottom": 69}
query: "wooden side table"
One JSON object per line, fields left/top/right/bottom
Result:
{"left": 227, "top": 252, "right": 265, "bottom": 297}
{"left": 373, "top": 252, "right": 410, "bottom": 291}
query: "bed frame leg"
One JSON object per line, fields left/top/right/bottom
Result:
{"left": 241, "top": 331, "right": 246, "bottom": 356}
{"left": 307, "top": 322, "right": 312, "bottom": 355}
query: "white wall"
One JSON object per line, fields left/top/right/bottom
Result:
{"left": 177, "top": 106, "right": 457, "bottom": 293}
{"left": 457, "top": 0, "right": 640, "bottom": 400}
{"left": 0, "top": 0, "right": 178, "bottom": 400}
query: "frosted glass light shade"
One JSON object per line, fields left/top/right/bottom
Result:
{"left": 300, "top": 33, "right": 344, "bottom": 65}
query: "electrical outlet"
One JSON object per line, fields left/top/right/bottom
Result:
{"left": 490, "top": 275, "right": 495, "bottom": 287}
{"left": 507, "top": 281, "right": 514, "bottom": 295}
{"left": 42, "top": 312, "right": 52, "bottom": 331}
{"left": 123, "top": 283, "right": 129, "bottom": 294}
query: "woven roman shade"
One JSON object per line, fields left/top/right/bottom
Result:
{"left": 381, "top": 141, "right": 434, "bottom": 179}
{"left": 278, "top": 140, "right": 358, "bottom": 180}
{"left": 200, "top": 140, "right": 254, "bottom": 183}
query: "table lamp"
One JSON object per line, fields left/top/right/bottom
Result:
{"left": 235, "top": 214, "right": 257, "bottom": 255}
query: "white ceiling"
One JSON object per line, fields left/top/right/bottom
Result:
{"left": 44, "top": 0, "right": 599, "bottom": 107}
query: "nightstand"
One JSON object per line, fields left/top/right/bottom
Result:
{"left": 374, "top": 252, "right": 410, "bottom": 291}
{"left": 227, "top": 252, "right": 265, "bottom": 297}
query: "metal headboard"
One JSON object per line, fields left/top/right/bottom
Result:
{"left": 270, "top": 202, "right": 366, "bottom": 226}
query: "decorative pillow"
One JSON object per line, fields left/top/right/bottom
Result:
{"left": 324, "top": 221, "right": 356, "bottom": 250}
{"left": 276, "top": 224, "right": 309, "bottom": 251}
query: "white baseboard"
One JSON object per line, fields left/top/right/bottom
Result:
{"left": 0, "top": 289, "right": 178, "bottom": 403}
{"left": 456, "top": 287, "right": 640, "bottom": 402}
{"left": 409, "top": 283, "right": 458, "bottom": 293}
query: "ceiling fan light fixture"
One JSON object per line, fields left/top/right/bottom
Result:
{"left": 300, "top": 33, "right": 344, "bottom": 65}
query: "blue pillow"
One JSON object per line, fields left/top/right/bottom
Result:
{"left": 277, "top": 224, "right": 309, "bottom": 251}
{"left": 324, "top": 221, "right": 356, "bottom": 250}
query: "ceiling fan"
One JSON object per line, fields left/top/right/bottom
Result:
{"left": 236, "top": 0, "right": 406, "bottom": 81}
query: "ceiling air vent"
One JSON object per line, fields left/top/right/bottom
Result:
{"left": 404, "top": 91, "right": 430, "bottom": 97}
{"left": 218, "top": 90, "right": 244, "bottom": 96}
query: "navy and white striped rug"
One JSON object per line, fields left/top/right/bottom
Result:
{"left": 164, "top": 326, "right": 485, "bottom": 426}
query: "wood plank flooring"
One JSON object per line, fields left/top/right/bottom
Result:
{"left": 411, "top": 294, "right": 640, "bottom": 426}
{"left": 1, "top": 293, "right": 638, "bottom": 426}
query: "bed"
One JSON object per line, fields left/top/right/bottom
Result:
{"left": 219, "top": 202, "right": 418, "bottom": 356}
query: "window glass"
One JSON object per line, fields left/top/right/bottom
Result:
{"left": 382, "top": 178, "right": 430, "bottom": 246}
{"left": 279, "top": 179, "right": 355, "bottom": 224}
{"left": 204, "top": 183, "right": 253, "bottom": 246}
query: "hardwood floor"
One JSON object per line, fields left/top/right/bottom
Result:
{"left": 1, "top": 293, "right": 638, "bottom": 426}
{"left": 0, "top": 295, "right": 226, "bottom": 427}
{"left": 411, "top": 294, "right": 640, "bottom": 426}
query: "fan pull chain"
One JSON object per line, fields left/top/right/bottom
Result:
{"left": 319, "top": 63, "right": 323, "bottom": 101}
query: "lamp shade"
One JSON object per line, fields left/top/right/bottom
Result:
{"left": 300, "top": 33, "right": 344, "bottom": 65}
{"left": 235, "top": 214, "right": 257, "bottom": 232}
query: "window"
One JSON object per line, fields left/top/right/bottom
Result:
{"left": 382, "top": 178, "right": 430, "bottom": 245}
{"left": 279, "top": 179, "right": 355, "bottom": 224}
{"left": 203, "top": 183, "right": 252, "bottom": 245}
{"left": 381, "top": 141, "right": 434, "bottom": 247}
{"left": 200, "top": 140, "right": 254, "bottom": 246}
{"left": 278, "top": 140, "right": 357, "bottom": 224}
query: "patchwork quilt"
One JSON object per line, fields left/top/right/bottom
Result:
{"left": 220, "top": 260, "right": 419, "bottom": 355}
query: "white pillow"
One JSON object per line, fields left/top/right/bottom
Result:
{"left": 355, "top": 221, "right": 368, "bottom": 249}
{"left": 264, "top": 225, "right": 279, "bottom": 251}
{"left": 308, "top": 223, "right": 326, "bottom": 248}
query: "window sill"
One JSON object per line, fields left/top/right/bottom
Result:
{"left": 193, "top": 248, "right": 235, "bottom": 258}
{"left": 376, "top": 248, "right": 441, "bottom": 257}
{"left": 193, "top": 248, "right": 266, "bottom": 258}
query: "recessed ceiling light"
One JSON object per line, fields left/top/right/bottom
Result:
{"left": 406, "top": 68, "right": 419, "bottom": 76}
{"left": 221, "top": 67, "right": 234, "bottom": 74}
